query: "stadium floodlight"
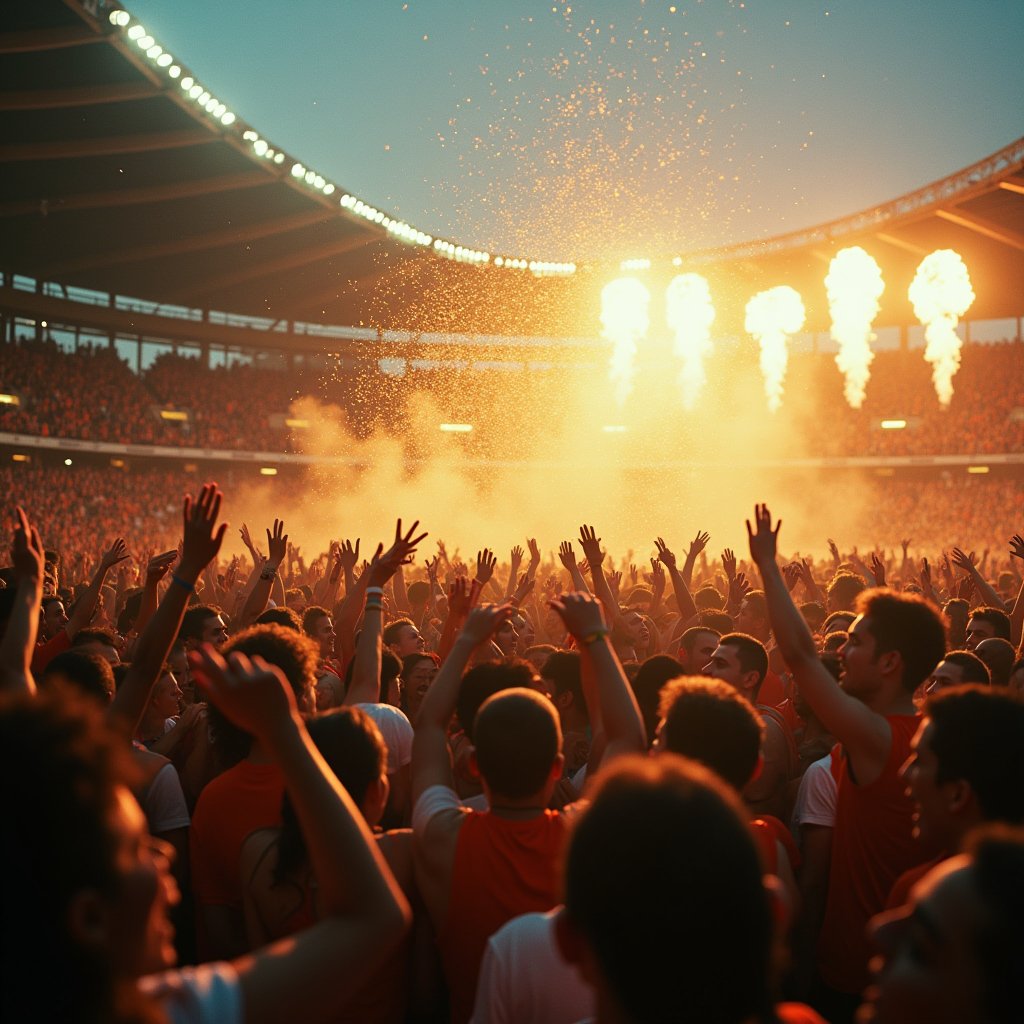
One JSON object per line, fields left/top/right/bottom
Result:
{"left": 439, "top": 423, "right": 473, "bottom": 433}
{"left": 253, "top": 139, "right": 268, "bottom": 155}
{"left": 0, "top": 393, "right": 19, "bottom": 405}
{"left": 64, "top": 458, "right": 73, "bottom": 466}
{"left": 273, "top": 153, "right": 285, "bottom": 164}
{"left": 197, "top": 91, "right": 211, "bottom": 105}
{"left": 291, "top": 163, "right": 305, "bottom": 178}
{"left": 168, "top": 66, "right": 181, "bottom": 78}
{"left": 260, "top": 467, "right": 278, "bottom": 476}
{"left": 146, "top": 45, "right": 162, "bottom": 59}
{"left": 157, "top": 53, "right": 172, "bottom": 67}
{"left": 220, "top": 111, "right": 236, "bottom": 126}
{"left": 137, "top": 35, "right": 154, "bottom": 49}
{"left": 967, "top": 466, "right": 990, "bottom": 474}
{"left": 180, "top": 76, "right": 194, "bottom": 90}
{"left": 880, "top": 419, "right": 907, "bottom": 430}
{"left": 11, "top": 453, "right": 30, "bottom": 462}
{"left": 188, "top": 84, "right": 202, "bottom": 99}
{"left": 322, "top": 183, "right": 335, "bottom": 195}
{"left": 109, "top": 10, "right": 130, "bottom": 26}
{"left": 127, "top": 24, "right": 145, "bottom": 40}
{"left": 285, "top": 418, "right": 309, "bottom": 429}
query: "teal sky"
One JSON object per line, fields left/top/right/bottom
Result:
{"left": 126, "top": 1, "right": 1024, "bottom": 261}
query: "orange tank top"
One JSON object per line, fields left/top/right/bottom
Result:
{"left": 438, "top": 809, "right": 568, "bottom": 1024}
{"left": 817, "top": 715, "right": 927, "bottom": 993}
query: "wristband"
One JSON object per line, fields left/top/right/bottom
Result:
{"left": 366, "top": 586, "right": 384, "bottom": 597}
{"left": 170, "top": 573, "right": 195, "bottom": 593}
{"left": 364, "top": 601, "right": 384, "bottom": 613}
{"left": 581, "top": 628, "right": 609, "bottom": 646}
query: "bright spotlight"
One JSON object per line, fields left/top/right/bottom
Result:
{"left": 439, "top": 423, "right": 473, "bottom": 433}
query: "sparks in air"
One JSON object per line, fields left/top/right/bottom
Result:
{"left": 601, "top": 277, "right": 651, "bottom": 406}
{"left": 908, "top": 249, "right": 975, "bottom": 408}
{"left": 665, "top": 273, "right": 716, "bottom": 410}
{"left": 744, "top": 286, "right": 805, "bottom": 413}
{"left": 825, "top": 246, "right": 885, "bottom": 409}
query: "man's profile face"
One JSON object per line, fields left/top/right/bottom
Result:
{"left": 201, "top": 614, "right": 229, "bottom": 648}
{"left": 924, "top": 659, "right": 964, "bottom": 695}
{"left": 309, "top": 614, "right": 336, "bottom": 656}
{"left": 964, "top": 616, "right": 995, "bottom": 651}
{"left": 682, "top": 631, "right": 719, "bottom": 672}
{"left": 736, "top": 599, "right": 762, "bottom": 637}
{"left": 392, "top": 624, "right": 425, "bottom": 658}
{"left": 43, "top": 600, "right": 68, "bottom": 637}
{"left": 703, "top": 643, "right": 744, "bottom": 691}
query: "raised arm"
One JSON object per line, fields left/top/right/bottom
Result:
{"left": 578, "top": 525, "right": 621, "bottom": 624}
{"left": 347, "top": 520, "right": 427, "bottom": 707}
{"left": 503, "top": 545, "right": 525, "bottom": 600}
{"left": 0, "top": 508, "right": 44, "bottom": 695}
{"left": 66, "top": 538, "right": 129, "bottom": 638}
{"left": 549, "top": 592, "right": 646, "bottom": 760}
{"left": 108, "top": 483, "right": 226, "bottom": 740}
{"left": 681, "top": 530, "right": 709, "bottom": 591}
{"left": 1009, "top": 534, "right": 1024, "bottom": 651}
{"left": 413, "top": 603, "right": 513, "bottom": 801}
{"left": 190, "top": 646, "right": 410, "bottom": 1024}
{"left": 558, "top": 540, "right": 591, "bottom": 594}
{"left": 950, "top": 547, "right": 1004, "bottom": 611}
{"left": 235, "top": 520, "right": 288, "bottom": 631}
{"left": 747, "top": 504, "right": 891, "bottom": 775}
{"left": 131, "top": 551, "right": 177, "bottom": 639}
{"left": 655, "top": 537, "right": 698, "bottom": 623}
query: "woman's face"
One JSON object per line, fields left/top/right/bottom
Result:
{"left": 105, "top": 786, "right": 179, "bottom": 977}
{"left": 404, "top": 659, "right": 438, "bottom": 719}
{"left": 152, "top": 673, "right": 182, "bottom": 720}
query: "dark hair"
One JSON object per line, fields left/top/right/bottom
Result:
{"left": 926, "top": 687, "right": 1024, "bottom": 823}
{"left": 41, "top": 651, "right": 116, "bottom": 705}
{"left": 698, "top": 609, "right": 734, "bottom": 634}
{"left": 822, "top": 629, "right": 848, "bottom": 653}
{"left": 0, "top": 694, "right": 144, "bottom": 1021}
{"left": 694, "top": 585, "right": 725, "bottom": 611}
{"left": 456, "top": 658, "right": 538, "bottom": 741}
{"left": 208, "top": 625, "right": 318, "bottom": 763}
{"left": 472, "top": 688, "right": 561, "bottom": 799}
{"left": 857, "top": 589, "right": 946, "bottom": 691}
{"left": 401, "top": 651, "right": 439, "bottom": 679}
{"left": 629, "top": 655, "right": 684, "bottom": 748}
{"left": 739, "top": 589, "right": 768, "bottom": 623}
{"left": 343, "top": 649, "right": 402, "bottom": 703}
{"left": 301, "top": 605, "right": 330, "bottom": 636}
{"left": 117, "top": 589, "right": 144, "bottom": 636}
{"left": 822, "top": 610, "right": 856, "bottom": 634}
{"left": 563, "top": 755, "right": 775, "bottom": 1024}
{"left": 254, "top": 606, "right": 302, "bottom": 631}
{"left": 383, "top": 618, "right": 416, "bottom": 647}
{"left": 680, "top": 625, "right": 721, "bottom": 658}
{"left": 941, "top": 650, "right": 991, "bottom": 686}
{"left": 828, "top": 572, "right": 865, "bottom": 610}
{"left": 799, "top": 601, "right": 826, "bottom": 632}
{"left": 541, "top": 650, "right": 582, "bottom": 705}
{"left": 179, "top": 604, "right": 223, "bottom": 644}
{"left": 274, "top": 707, "right": 387, "bottom": 886}
{"left": 967, "top": 606, "right": 1012, "bottom": 642}
{"left": 72, "top": 627, "right": 119, "bottom": 649}
{"left": 407, "top": 580, "right": 430, "bottom": 605}
{"left": 965, "top": 826, "right": 1024, "bottom": 1023}
{"left": 975, "top": 638, "right": 1017, "bottom": 688}
{"left": 719, "top": 632, "right": 769, "bottom": 693}
{"left": 658, "top": 676, "right": 764, "bottom": 790}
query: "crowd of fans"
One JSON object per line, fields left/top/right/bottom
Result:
{"left": 2, "top": 334, "right": 1022, "bottom": 458}
{"left": 2, "top": 472, "right": 1024, "bottom": 1023}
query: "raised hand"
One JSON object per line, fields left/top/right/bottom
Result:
{"left": 646, "top": 557, "right": 665, "bottom": 588}
{"left": 527, "top": 538, "right": 541, "bottom": 573}
{"left": 548, "top": 591, "right": 609, "bottom": 641}
{"left": 1010, "top": 534, "right": 1024, "bottom": 562}
{"left": 266, "top": 518, "right": 288, "bottom": 569}
{"left": 629, "top": 563, "right": 638, "bottom": 586}
{"left": 448, "top": 576, "right": 471, "bottom": 619}
{"left": 338, "top": 538, "right": 360, "bottom": 575}
{"left": 782, "top": 562, "right": 801, "bottom": 592}
{"left": 722, "top": 548, "right": 737, "bottom": 581}
{"left": 654, "top": 537, "right": 677, "bottom": 569}
{"left": 940, "top": 552, "right": 955, "bottom": 591}
{"left": 179, "top": 482, "right": 228, "bottom": 579}
{"left": 460, "top": 603, "right": 515, "bottom": 646}
{"left": 509, "top": 545, "right": 525, "bottom": 573}
{"left": 510, "top": 571, "right": 536, "bottom": 607}
{"left": 607, "top": 569, "right": 622, "bottom": 600}
{"left": 10, "top": 507, "right": 44, "bottom": 583}
{"left": 239, "top": 522, "right": 263, "bottom": 561}
{"left": 869, "top": 552, "right": 887, "bottom": 588}
{"left": 189, "top": 645, "right": 297, "bottom": 738}
{"left": 475, "top": 548, "right": 497, "bottom": 586}
{"left": 687, "top": 531, "right": 710, "bottom": 560}
{"left": 827, "top": 538, "right": 840, "bottom": 565}
{"left": 728, "top": 570, "right": 752, "bottom": 609}
{"left": 950, "top": 547, "right": 978, "bottom": 576}
{"left": 424, "top": 554, "right": 440, "bottom": 583}
{"left": 374, "top": 519, "right": 427, "bottom": 580}
{"left": 145, "top": 550, "right": 177, "bottom": 584}
{"left": 558, "top": 540, "right": 578, "bottom": 571}
{"left": 578, "top": 525, "right": 604, "bottom": 568}
{"left": 901, "top": 538, "right": 912, "bottom": 557}
{"left": 100, "top": 538, "right": 130, "bottom": 574}
{"left": 746, "top": 503, "right": 781, "bottom": 567}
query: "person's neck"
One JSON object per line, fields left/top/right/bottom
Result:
{"left": 865, "top": 678, "right": 916, "bottom": 716}
{"left": 487, "top": 792, "right": 549, "bottom": 819}
{"left": 245, "top": 737, "right": 276, "bottom": 765}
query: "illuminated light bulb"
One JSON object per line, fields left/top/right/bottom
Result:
{"left": 908, "top": 249, "right": 975, "bottom": 408}
{"left": 665, "top": 273, "right": 716, "bottom": 410}
{"left": 322, "top": 183, "right": 334, "bottom": 195}
{"left": 109, "top": 10, "right": 130, "bottom": 26}
{"left": 168, "top": 66, "right": 181, "bottom": 78}
{"left": 826, "top": 246, "right": 885, "bottom": 409}
{"left": 313, "top": 175, "right": 325, "bottom": 189}
{"left": 745, "top": 286, "right": 805, "bottom": 412}
{"left": 273, "top": 153, "right": 284, "bottom": 164}
{"left": 180, "top": 76, "right": 194, "bottom": 90}
{"left": 157, "top": 53, "right": 172, "bottom": 67}
{"left": 220, "top": 111, "right": 235, "bottom": 126}
{"left": 601, "top": 277, "right": 651, "bottom": 407}
{"left": 188, "top": 84, "right": 202, "bottom": 99}
{"left": 197, "top": 91, "right": 211, "bottom": 105}
{"left": 292, "top": 163, "right": 305, "bottom": 177}
{"left": 127, "top": 24, "right": 145, "bottom": 39}
{"left": 137, "top": 35, "right": 154, "bottom": 49}
{"left": 146, "top": 44, "right": 162, "bottom": 58}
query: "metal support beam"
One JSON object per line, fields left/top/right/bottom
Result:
{"left": 0, "top": 26, "right": 106, "bottom": 53}
{"left": 998, "top": 175, "right": 1024, "bottom": 196}
{"left": 875, "top": 232, "right": 929, "bottom": 256}
{"left": 45, "top": 210, "right": 336, "bottom": 275}
{"left": 935, "top": 208, "right": 1024, "bottom": 252}
{"left": 0, "top": 130, "right": 218, "bottom": 162}
{"left": 0, "top": 172, "right": 272, "bottom": 217}
{"left": 0, "top": 82, "right": 159, "bottom": 111}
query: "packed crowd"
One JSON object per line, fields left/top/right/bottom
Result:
{"left": 2, "top": 335, "right": 1022, "bottom": 458}
{"left": 2, "top": 475, "right": 1023, "bottom": 1023}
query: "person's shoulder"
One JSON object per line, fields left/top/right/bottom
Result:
{"left": 357, "top": 702, "right": 414, "bottom": 730}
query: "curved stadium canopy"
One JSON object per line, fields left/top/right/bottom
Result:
{"left": 2, "top": 0, "right": 1023, "bottom": 345}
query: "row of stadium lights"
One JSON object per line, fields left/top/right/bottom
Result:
{"left": 108, "top": 8, "right": 575, "bottom": 278}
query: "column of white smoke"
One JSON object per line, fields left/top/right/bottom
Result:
{"left": 825, "top": 246, "right": 885, "bottom": 408}
{"left": 665, "top": 273, "right": 716, "bottom": 410}
{"left": 744, "top": 286, "right": 806, "bottom": 412}
{"left": 601, "top": 277, "right": 651, "bottom": 406}
{"left": 908, "top": 249, "right": 975, "bottom": 407}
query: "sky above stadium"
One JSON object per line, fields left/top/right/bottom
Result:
{"left": 127, "top": 0, "right": 1024, "bottom": 262}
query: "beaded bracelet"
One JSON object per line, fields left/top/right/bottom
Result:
{"left": 170, "top": 573, "right": 194, "bottom": 593}
{"left": 582, "top": 628, "right": 610, "bottom": 645}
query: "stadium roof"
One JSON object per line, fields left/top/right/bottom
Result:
{"left": 2, "top": 0, "right": 1023, "bottom": 341}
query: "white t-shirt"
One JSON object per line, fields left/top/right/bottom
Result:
{"left": 470, "top": 909, "right": 594, "bottom": 1024}
{"left": 140, "top": 961, "right": 242, "bottom": 1024}
{"left": 356, "top": 702, "right": 414, "bottom": 776}
{"left": 144, "top": 762, "right": 191, "bottom": 834}
{"left": 790, "top": 752, "right": 837, "bottom": 842}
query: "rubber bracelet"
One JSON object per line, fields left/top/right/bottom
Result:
{"left": 366, "top": 586, "right": 385, "bottom": 596}
{"left": 170, "top": 573, "right": 195, "bottom": 593}
{"left": 582, "top": 629, "right": 609, "bottom": 645}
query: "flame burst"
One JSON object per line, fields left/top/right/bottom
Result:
{"left": 665, "top": 273, "right": 716, "bottom": 409}
{"left": 601, "top": 277, "right": 651, "bottom": 406}
{"left": 908, "top": 250, "right": 975, "bottom": 407}
{"left": 825, "top": 247, "right": 885, "bottom": 409}
{"left": 744, "top": 286, "right": 805, "bottom": 412}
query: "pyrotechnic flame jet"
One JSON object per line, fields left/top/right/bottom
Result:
{"left": 744, "top": 286, "right": 805, "bottom": 413}
{"left": 908, "top": 250, "right": 975, "bottom": 408}
{"left": 665, "top": 273, "right": 716, "bottom": 410}
{"left": 825, "top": 247, "right": 885, "bottom": 409}
{"left": 601, "top": 277, "right": 651, "bottom": 406}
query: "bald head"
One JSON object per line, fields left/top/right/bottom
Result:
{"left": 975, "top": 637, "right": 1016, "bottom": 688}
